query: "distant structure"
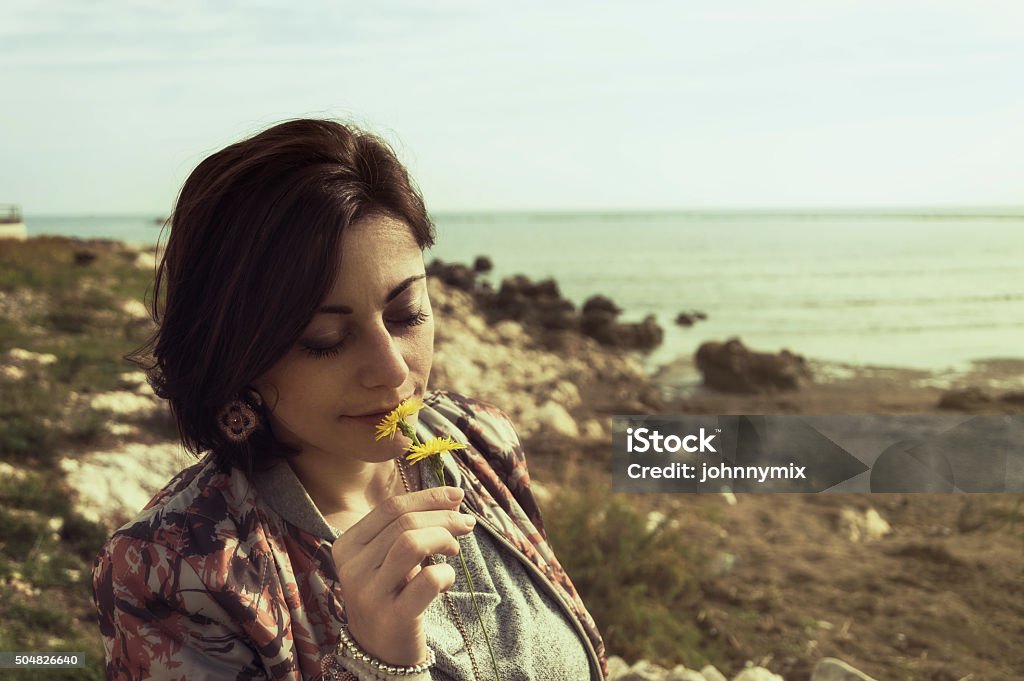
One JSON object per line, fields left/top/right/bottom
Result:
{"left": 0, "top": 205, "right": 27, "bottom": 240}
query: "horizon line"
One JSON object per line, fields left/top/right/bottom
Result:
{"left": 18, "top": 206, "right": 1024, "bottom": 223}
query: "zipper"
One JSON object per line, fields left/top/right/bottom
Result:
{"left": 463, "top": 504, "right": 604, "bottom": 681}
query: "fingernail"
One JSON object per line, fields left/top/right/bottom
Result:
{"left": 448, "top": 487, "right": 464, "bottom": 501}
{"left": 461, "top": 513, "right": 477, "bottom": 527}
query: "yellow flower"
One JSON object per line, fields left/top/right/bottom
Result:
{"left": 374, "top": 398, "right": 426, "bottom": 441}
{"left": 405, "top": 436, "right": 467, "bottom": 464}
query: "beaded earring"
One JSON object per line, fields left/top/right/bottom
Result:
{"left": 216, "top": 388, "right": 264, "bottom": 443}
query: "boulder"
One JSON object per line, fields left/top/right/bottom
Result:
{"left": 666, "top": 666, "right": 708, "bottom": 681}
{"left": 618, "top": 659, "right": 669, "bottom": 681}
{"left": 732, "top": 667, "right": 783, "bottom": 681}
{"left": 614, "top": 314, "right": 664, "bottom": 351}
{"left": 472, "top": 255, "right": 493, "bottom": 272}
{"left": 582, "top": 294, "right": 623, "bottom": 316}
{"left": 581, "top": 296, "right": 663, "bottom": 350}
{"left": 700, "top": 667, "right": 728, "bottom": 681}
{"left": 426, "top": 260, "right": 478, "bottom": 292}
{"left": 531, "top": 400, "right": 580, "bottom": 438}
{"left": 1001, "top": 390, "right": 1024, "bottom": 404}
{"left": 73, "top": 249, "right": 98, "bottom": 265}
{"left": 838, "top": 507, "right": 891, "bottom": 542}
{"left": 695, "top": 338, "right": 811, "bottom": 393}
{"left": 607, "top": 656, "right": 631, "bottom": 679}
{"left": 937, "top": 387, "right": 993, "bottom": 410}
{"left": 674, "top": 311, "right": 707, "bottom": 327}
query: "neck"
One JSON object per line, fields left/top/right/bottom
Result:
{"left": 289, "top": 452, "right": 413, "bottom": 518}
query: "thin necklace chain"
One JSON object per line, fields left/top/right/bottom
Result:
{"left": 395, "top": 456, "right": 483, "bottom": 681}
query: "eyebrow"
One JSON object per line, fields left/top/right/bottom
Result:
{"left": 316, "top": 273, "right": 426, "bottom": 315}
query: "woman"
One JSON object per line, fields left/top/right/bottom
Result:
{"left": 91, "top": 119, "right": 608, "bottom": 681}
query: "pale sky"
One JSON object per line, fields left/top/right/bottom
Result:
{"left": 1, "top": 1, "right": 1022, "bottom": 214}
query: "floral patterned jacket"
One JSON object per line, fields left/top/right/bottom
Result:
{"left": 91, "top": 390, "right": 608, "bottom": 680}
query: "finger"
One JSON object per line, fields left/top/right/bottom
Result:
{"left": 357, "top": 509, "right": 477, "bottom": 571}
{"left": 394, "top": 562, "right": 457, "bottom": 617}
{"left": 340, "top": 487, "right": 465, "bottom": 547}
{"left": 376, "top": 526, "right": 462, "bottom": 595}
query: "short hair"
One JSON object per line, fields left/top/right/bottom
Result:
{"left": 129, "top": 119, "right": 435, "bottom": 475}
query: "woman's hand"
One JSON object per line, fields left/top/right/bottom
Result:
{"left": 330, "top": 486, "right": 477, "bottom": 667}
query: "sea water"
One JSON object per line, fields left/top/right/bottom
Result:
{"left": 24, "top": 211, "right": 1024, "bottom": 373}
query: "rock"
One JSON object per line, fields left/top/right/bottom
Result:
{"left": 118, "top": 371, "right": 152, "bottom": 394}
{"left": 487, "top": 275, "right": 575, "bottom": 330}
{"left": 838, "top": 507, "right": 891, "bottom": 542}
{"left": 121, "top": 299, "right": 150, "bottom": 321}
{"left": 619, "top": 659, "right": 669, "bottom": 681}
{"left": 937, "top": 387, "right": 993, "bottom": 410}
{"left": 3, "top": 348, "right": 59, "bottom": 381}
{"left": 532, "top": 278, "right": 561, "bottom": 299}
{"left": 607, "top": 656, "right": 631, "bottom": 679}
{"left": 582, "top": 304, "right": 664, "bottom": 350}
{"left": 134, "top": 250, "right": 157, "bottom": 270}
{"left": 536, "top": 379, "right": 582, "bottom": 409}
{"left": 425, "top": 272, "right": 661, "bottom": 438}
{"left": 645, "top": 511, "right": 666, "bottom": 532}
{"left": 732, "top": 667, "right": 783, "bottom": 681}
{"left": 8, "top": 348, "right": 58, "bottom": 365}
{"left": 73, "top": 249, "right": 97, "bottom": 265}
{"left": 695, "top": 338, "right": 811, "bottom": 393}
{"left": 497, "top": 274, "right": 557, "bottom": 302}
{"left": 60, "top": 443, "right": 193, "bottom": 528}
{"left": 581, "top": 418, "right": 607, "bottom": 440}
{"left": 666, "top": 666, "right": 707, "bottom": 681}
{"left": 0, "top": 462, "right": 28, "bottom": 481}
{"left": 530, "top": 480, "right": 552, "bottom": 506}
{"left": 89, "top": 391, "right": 159, "bottom": 417}
{"left": 426, "top": 260, "right": 478, "bottom": 292}
{"left": 615, "top": 314, "right": 664, "bottom": 351}
{"left": 675, "top": 313, "right": 696, "bottom": 327}
{"left": 811, "top": 657, "right": 878, "bottom": 681}
{"left": 707, "top": 551, "right": 737, "bottom": 577}
{"left": 674, "top": 311, "right": 707, "bottom": 327}
{"left": 532, "top": 400, "right": 580, "bottom": 438}
{"left": 533, "top": 297, "right": 577, "bottom": 331}
{"left": 1001, "top": 390, "right": 1024, "bottom": 404}
{"left": 700, "top": 666, "right": 728, "bottom": 681}
{"left": 493, "top": 320, "right": 526, "bottom": 343}
{"left": 472, "top": 255, "right": 493, "bottom": 272}
{"left": 582, "top": 295, "right": 623, "bottom": 317}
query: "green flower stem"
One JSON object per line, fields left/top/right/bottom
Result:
{"left": 398, "top": 421, "right": 501, "bottom": 681}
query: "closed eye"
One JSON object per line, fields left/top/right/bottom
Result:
{"left": 300, "top": 310, "right": 431, "bottom": 359}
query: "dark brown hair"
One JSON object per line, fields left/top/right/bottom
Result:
{"left": 129, "top": 119, "right": 435, "bottom": 475}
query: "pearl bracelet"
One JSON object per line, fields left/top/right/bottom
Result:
{"left": 335, "top": 622, "right": 436, "bottom": 677}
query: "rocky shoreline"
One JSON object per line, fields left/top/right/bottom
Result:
{"left": 426, "top": 259, "right": 1024, "bottom": 424}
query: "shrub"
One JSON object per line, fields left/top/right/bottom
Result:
{"left": 544, "top": 482, "right": 714, "bottom": 668}
{"left": 60, "top": 513, "right": 111, "bottom": 563}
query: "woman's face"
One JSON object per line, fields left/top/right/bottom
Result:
{"left": 253, "top": 213, "right": 434, "bottom": 464}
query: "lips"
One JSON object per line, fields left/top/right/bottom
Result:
{"left": 345, "top": 396, "right": 416, "bottom": 419}
{"left": 354, "top": 409, "right": 391, "bottom": 419}
{"left": 351, "top": 404, "right": 399, "bottom": 418}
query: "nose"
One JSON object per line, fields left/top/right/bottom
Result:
{"left": 357, "top": 319, "right": 410, "bottom": 390}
